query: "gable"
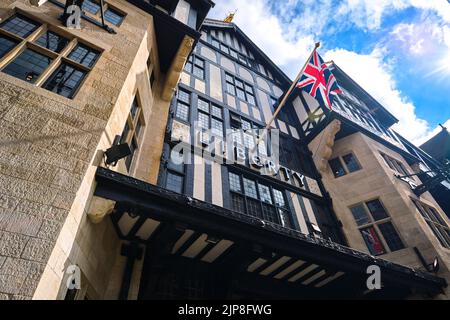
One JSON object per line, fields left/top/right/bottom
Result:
{"left": 201, "top": 19, "right": 291, "bottom": 88}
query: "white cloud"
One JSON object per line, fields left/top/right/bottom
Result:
{"left": 208, "top": 0, "right": 449, "bottom": 144}
{"left": 324, "top": 48, "right": 430, "bottom": 143}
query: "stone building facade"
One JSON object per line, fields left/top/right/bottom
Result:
{"left": 0, "top": 1, "right": 448, "bottom": 300}
{"left": 0, "top": 0, "right": 212, "bottom": 299}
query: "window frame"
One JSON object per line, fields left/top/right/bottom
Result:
{"left": 196, "top": 97, "right": 224, "bottom": 138}
{"left": 380, "top": 152, "right": 409, "bottom": 176}
{"left": 228, "top": 113, "right": 267, "bottom": 156}
{"left": 0, "top": 11, "right": 101, "bottom": 99}
{"left": 165, "top": 147, "right": 186, "bottom": 194}
{"left": 184, "top": 54, "right": 205, "bottom": 80}
{"left": 349, "top": 198, "right": 405, "bottom": 255}
{"left": 120, "top": 94, "right": 145, "bottom": 172}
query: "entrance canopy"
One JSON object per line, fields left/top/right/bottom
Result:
{"left": 93, "top": 167, "right": 447, "bottom": 299}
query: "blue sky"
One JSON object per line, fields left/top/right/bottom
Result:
{"left": 209, "top": 0, "right": 450, "bottom": 144}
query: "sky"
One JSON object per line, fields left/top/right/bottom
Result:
{"left": 207, "top": 0, "right": 450, "bottom": 145}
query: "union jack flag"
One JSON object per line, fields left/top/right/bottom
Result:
{"left": 296, "top": 49, "right": 341, "bottom": 110}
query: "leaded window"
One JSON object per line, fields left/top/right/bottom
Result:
{"left": 184, "top": 55, "right": 205, "bottom": 79}
{"left": 174, "top": 89, "right": 190, "bottom": 122}
{"left": 329, "top": 152, "right": 362, "bottom": 178}
{"left": 229, "top": 172, "right": 294, "bottom": 228}
{"left": 350, "top": 199, "right": 404, "bottom": 255}
{"left": 34, "top": 31, "right": 69, "bottom": 53}
{"left": 195, "top": 98, "right": 223, "bottom": 137}
{"left": 412, "top": 199, "right": 450, "bottom": 248}
{"left": 225, "top": 73, "right": 257, "bottom": 106}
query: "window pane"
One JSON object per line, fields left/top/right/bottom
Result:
{"left": 226, "top": 82, "right": 235, "bottom": 95}
{"left": 175, "top": 102, "right": 189, "bottom": 121}
{"left": 235, "top": 79, "right": 244, "bottom": 89}
{"left": 3, "top": 48, "right": 52, "bottom": 83}
{"left": 247, "top": 198, "right": 261, "bottom": 218}
{"left": 211, "top": 118, "right": 223, "bottom": 136}
{"left": 0, "top": 35, "right": 19, "bottom": 59}
{"left": 378, "top": 222, "right": 405, "bottom": 251}
{"left": 104, "top": 8, "right": 124, "bottom": 26}
{"left": 220, "top": 43, "right": 229, "bottom": 54}
{"left": 258, "top": 184, "right": 272, "bottom": 204}
{"left": 350, "top": 205, "right": 370, "bottom": 226}
{"left": 194, "top": 57, "right": 204, "bottom": 67}
{"left": 243, "top": 133, "right": 255, "bottom": 149}
{"left": 211, "top": 105, "right": 222, "bottom": 118}
{"left": 135, "top": 119, "right": 143, "bottom": 137}
{"left": 243, "top": 178, "right": 258, "bottom": 199}
{"left": 366, "top": 199, "right": 389, "bottom": 221}
{"left": 342, "top": 153, "right": 361, "bottom": 173}
{"left": 360, "top": 227, "right": 386, "bottom": 255}
{"left": 197, "top": 98, "right": 209, "bottom": 113}
{"left": 230, "top": 49, "right": 238, "bottom": 59}
{"left": 231, "top": 193, "right": 245, "bottom": 213}
{"left": 193, "top": 66, "right": 204, "bottom": 79}
{"left": 68, "top": 44, "right": 100, "bottom": 68}
{"left": 229, "top": 173, "right": 241, "bottom": 192}
{"left": 125, "top": 138, "right": 137, "bottom": 170}
{"left": 427, "top": 206, "right": 447, "bottom": 226}
{"left": 262, "top": 203, "right": 278, "bottom": 223}
{"left": 130, "top": 98, "right": 139, "bottom": 119}
{"left": 329, "top": 158, "right": 346, "bottom": 178}
{"left": 35, "top": 31, "right": 69, "bottom": 53}
{"left": 211, "top": 39, "right": 220, "bottom": 49}
{"left": 197, "top": 112, "right": 209, "bottom": 129}
{"left": 241, "top": 119, "right": 252, "bottom": 130}
{"left": 0, "top": 14, "right": 40, "bottom": 38}
{"left": 272, "top": 189, "right": 286, "bottom": 208}
{"left": 184, "top": 61, "right": 192, "bottom": 73}
{"left": 120, "top": 122, "right": 129, "bottom": 144}
{"left": 168, "top": 148, "right": 184, "bottom": 173}
{"left": 178, "top": 89, "right": 190, "bottom": 103}
{"left": 246, "top": 94, "right": 255, "bottom": 105}
{"left": 225, "top": 74, "right": 234, "bottom": 83}
{"left": 82, "top": 0, "right": 101, "bottom": 14}
{"left": 166, "top": 172, "right": 184, "bottom": 193}
{"left": 43, "top": 63, "right": 86, "bottom": 98}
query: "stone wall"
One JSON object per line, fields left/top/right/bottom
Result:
{"left": 0, "top": 0, "right": 161, "bottom": 299}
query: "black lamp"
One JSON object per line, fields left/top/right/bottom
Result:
{"left": 104, "top": 135, "right": 131, "bottom": 166}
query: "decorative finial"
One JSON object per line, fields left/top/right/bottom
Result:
{"left": 224, "top": 10, "right": 237, "bottom": 23}
{"left": 439, "top": 123, "right": 447, "bottom": 131}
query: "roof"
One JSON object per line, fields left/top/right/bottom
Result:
{"left": 330, "top": 62, "right": 399, "bottom": 128}
{"left": 420, "top": 126, "right": 450, "bottom": 163}
{"left": 202, "top": 18, "right": 292, "bottom": 87}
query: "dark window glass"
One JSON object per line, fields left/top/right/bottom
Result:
{"left": 0, "top": 14, "right": 40, "bottom": 38}
{"left": 360, "top": 227, "right": 385, "bottom": 255}
{"left": 150, "top": 69, "right": 155, "bottom": 88}
{"left": 350, "top": 205, "right": 370, "bottom": 226}
{"left": 329, "top": 158, "right": 346, "bottom": 178}
{"left": 261, "top": 203, "right": 278, "bottom": 223}
{"left": 125, "top": 138, "right": 137, "bottom": 170}
{"left": 35, "top": 31, "right": 69, "bottom": 53}
{"left": 82, "top": 0, "right": 101, "bottom": 14}
{"left": 366, "top": 199, "right": 389, "bottom": 221}
{"left": 130, "top": 98, "right": 139, "bottom": 119}
{"left": 43, "top": 63, "right": 86, "bottom": 98}
{"left": 68, "top": 44, "right": 99, "bottom": 68}
{"left": 211, "top": 105, "right": 222, "bottom": 118}
{"left": 175, "top": 102, "right": 189, "bottom": 121}
{"left": 378, "top": 222, "right": 404, "bottom": 251}
{"left": 2, "top": 48, "right": 52, "bottom": 83}
{"left": 197, "top": 98, "right": 209, "bottom": 112}
{"left": 0, "top": 35, "right": 18, "bottom": 59}
{"left": 104, "top": 8, "right": 124, "bottom": 26}
{"left": 178, "top": 90, "right": 190, "bottom": 103}
{"left": 342, "top": 153, "right": 361, "bottom": 173}
{"left": 166, "top": 172, "right": 184, "bottom": 193}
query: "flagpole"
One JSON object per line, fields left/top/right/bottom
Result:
{"left": 253, "top": 42, "right": 321, "bottom": 151}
